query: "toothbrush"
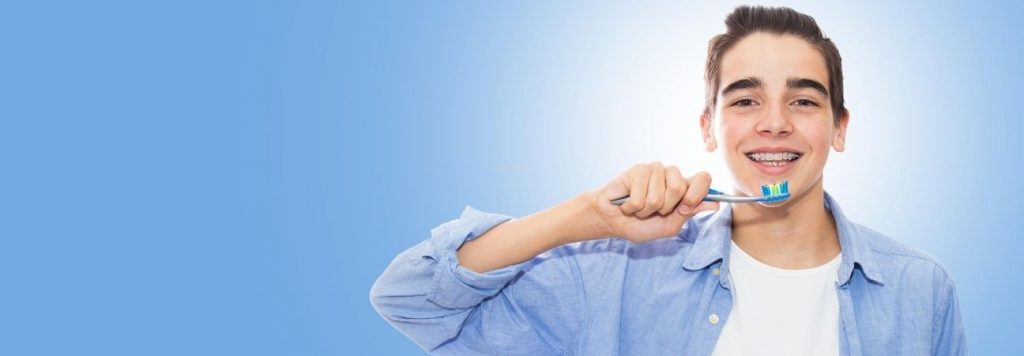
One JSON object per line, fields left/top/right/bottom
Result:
{"left": 610, "top": 181, "right": 790, "bottom": 205}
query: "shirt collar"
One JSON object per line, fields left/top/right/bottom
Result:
{"left": 680, "top": 191, "right": 885, "bottom": 286}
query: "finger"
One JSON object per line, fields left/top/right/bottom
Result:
{"left": 620, "top": 164, "right": 651, "bottom": 215}
{"left": 677, "top": 171, "right": 712, "bottom": 215}
{"left": 638, "top": 162, "right": 666, "bottom": 218}
{"left": 659, "top": 166, "right": 687, "bottom": 215}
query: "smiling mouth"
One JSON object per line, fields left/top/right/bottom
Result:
{"left": 745, "top": 151, "right": 803, "bottom": 167}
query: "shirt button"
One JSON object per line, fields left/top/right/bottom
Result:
{"left": 709, "top": 313, "right": 720, "bottom": 325}
{"left": 712, "top": 268, "right": 720, "bottom": 276}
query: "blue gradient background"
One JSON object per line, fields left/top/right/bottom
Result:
{"left": 2, "top": 0, "right": 1020, "bottom": 354}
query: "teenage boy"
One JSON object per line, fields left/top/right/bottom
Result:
{"left": 371, "top": 6, "right": 966, "bottom": 355}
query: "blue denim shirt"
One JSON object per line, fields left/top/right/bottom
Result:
{"left": 371, "top": 192, "right": 967, "bottom": 355}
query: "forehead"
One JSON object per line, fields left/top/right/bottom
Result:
{"left": 719, "top": 32, "right": 828, "bottom": 91}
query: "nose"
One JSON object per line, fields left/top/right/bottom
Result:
{"left": 754, "top": 104, "right": 794, "bottom": 137}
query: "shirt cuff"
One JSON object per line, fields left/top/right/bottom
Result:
{"left": 426, "top": 205, "right": 531, "bottom": 309}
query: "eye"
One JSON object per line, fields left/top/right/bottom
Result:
{"left": 732, "top": 99, "right": 756, "bottom": 107}
{"left": 793, "top": 99, "right": 819, "bottom": 107}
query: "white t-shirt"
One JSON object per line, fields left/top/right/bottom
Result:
{"left": 711, "top": 240, "right": 842, "bottom": 356}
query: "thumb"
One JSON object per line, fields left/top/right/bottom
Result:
{"left": 693, "top": 201, "right": 720, "bottom": 214}
{"left": 598, "top": 175, "right": 630, "bottom": 201}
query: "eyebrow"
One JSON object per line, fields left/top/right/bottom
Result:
{"left": 787, "top": 78, "right": 829, "bottom": 98}
{"left": 721, "top": 77, "right": 763, "bottom": 97}
{"left": 720, "top": 76, "right": 830, "bottom": 98}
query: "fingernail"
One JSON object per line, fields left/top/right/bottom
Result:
{"left": 677, "top": 205, "right": 693, "bottom": 214}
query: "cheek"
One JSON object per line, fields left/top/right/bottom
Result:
{"left": 809, "top": 129, "right": 835, "bottom": 151}
{"left": 716, "top": 120, "right": 748, "bottom": 148}
{"left": 793, "top": 121, "right": 833, "bottom": 146}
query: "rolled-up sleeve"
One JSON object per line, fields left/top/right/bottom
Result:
{"left": 426, "top": 206, "right": 533, "bottom": 309}
{"left": 370, "top": 205, "right": 584, "bottom": 354}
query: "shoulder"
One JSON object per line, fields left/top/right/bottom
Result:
{"left": 544, "top": 215, "right": 720, "bottom": 280}
{"left": 572, "top": 214, "right": 709, "bottom": 257}
{"left": 540, "top": 216, "right": 708, "bottom": 275}
{"left": 849, "top": 222, "right": 957, "bottom": 291}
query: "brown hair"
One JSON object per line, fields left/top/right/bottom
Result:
{"left": 704, "top": 5, "right": 847, "bottom": 125}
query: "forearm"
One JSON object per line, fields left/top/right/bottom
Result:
{"left": 457, "top": 193, "right": 607, "bottom": 273}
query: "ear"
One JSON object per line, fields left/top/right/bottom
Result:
{"left": 831, "top": 109, "right": 850, "bottom": 152}
{"left": 700, "top": 113, "right": 717, "bottom": 152}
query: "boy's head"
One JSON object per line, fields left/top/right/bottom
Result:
{"left": 699, "top": 6, "right": 850, "bottom": 204}
{"left": 703, "top": 6, "right": 847, "bottom": 124}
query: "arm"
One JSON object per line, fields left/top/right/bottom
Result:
{"left": 932, "top": 270, "right": 968, "bottom": 355}
{"left": 455, "top": 163, "right": 718, "bottom": 273}
{"left": 370, "top": 163, "right": 714, "bottom": 353}
{"left": 369, "top": 194, "right": 600, "bottom": 354}
{"left": 456, "top": 193, "right": 608, "bottom": 273}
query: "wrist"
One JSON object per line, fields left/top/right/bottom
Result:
{"left": 557, "top": 193, "right": 612, "bottom": 244}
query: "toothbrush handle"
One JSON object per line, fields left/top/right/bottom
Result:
{"left": 702, "top": 194, "right": 768, "bottom": 203}
{"left": 609, "top": 188, "right": 725, "bottom": 206}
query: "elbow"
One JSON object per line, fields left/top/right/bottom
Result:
{"left": 369, "top": 269, "right": 416, "bottom": 323}
{"left": 369, "top": 273, "right": 451, "bottom": 353}
{"left": 368, "top": 274, "right": 394, "bottom": 321}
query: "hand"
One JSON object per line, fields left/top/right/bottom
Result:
{"left": 585, "top": 162, "right": 719, "bottom": 243}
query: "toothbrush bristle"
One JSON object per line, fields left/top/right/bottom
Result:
{"left": 759, "top": 180, "right": 791, "bottom": 202}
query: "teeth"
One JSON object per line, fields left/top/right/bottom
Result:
{"left": 746, "top": 152, "right": 800, "bottom": 163}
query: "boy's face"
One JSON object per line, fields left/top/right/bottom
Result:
{"left": 701, "top": 32, "right": 849, "bottom": 204}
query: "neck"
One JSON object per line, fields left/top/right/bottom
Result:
{"left": 730, "top": 178, "right": 841, "bottom": 269}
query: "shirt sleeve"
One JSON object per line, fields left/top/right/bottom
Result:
{"left": 931, "top": 269, "right": 968, "bottom": 355}
{"left": 369, "top": 205, "right": 587, "bottom": 355}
